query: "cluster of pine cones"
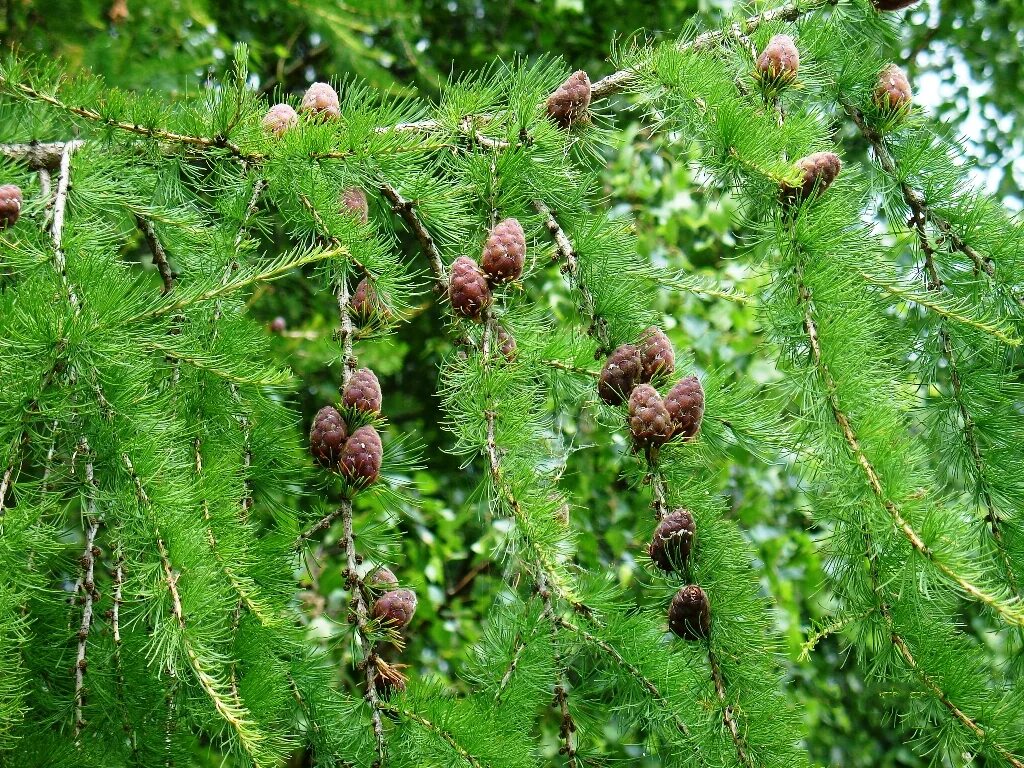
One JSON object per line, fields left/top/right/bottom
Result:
{"left": 596, "top": 328, "right": 711, "bottom": 639}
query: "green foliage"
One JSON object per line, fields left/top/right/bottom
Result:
{"left": 2, "top": 1, "right": 1024, "bottom": 767}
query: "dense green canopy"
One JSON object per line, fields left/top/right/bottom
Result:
{"left": 2, "top": 2, "right": 1023, "bottom": 766}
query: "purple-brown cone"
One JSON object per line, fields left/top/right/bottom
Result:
{"left": 339, "top": 425, "right": 383, "bottom": 487}
{"left": 342, "top": 368, "right": 382, "bottom": 415}
{"left": 546, "top": 70, "right": 591, "bottom": 128}
{"left": 449, "top": 256, "right": 492, "bottom": 319}
{"left": 598, "top": 344, "right": 643, "bottom": 406}
{"left": 664, "top": 376, "right": 704, "bottom": 441}
{"left": 628, "top": 384, "right": 674, "bottom": 448}
{"left": 481, "top": 218, "right": 526, "bottom": 284}
{"left": 668, "top": 585, "right": 711, "bottom": 640}
{"left": 648, "top": 509, "right": 697, "bottom": 573}
{"left": 310, "top": 406, "right": 347, "bottom": 468}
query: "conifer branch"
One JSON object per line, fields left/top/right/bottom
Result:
{"left": 331, "top": 242, "right": 386, "bottom": 764}
{"left": 122, "top": 453, "right": 269, "bottom": 765}
{"left": 0, "top": 140, "right": 79, "bottom": 170}
{"left": 796, "top": 274, "right": 1024, "bottom": 628}
{"left": 552, "top": 615, "right": 695, "bottom": 741}
{"left": 377, "top": 703, "right": 485, "bottom": 768}
{"left": 591, "top": 0, "right": 838, "bottom": 99}
{"left": 127, "top": 246, "right": 345, "bottom": 323}
{"left": 137, "top": 216, "right": 175, "bottom": 294}
{"left": 49, "top": 140, "right": 83, "bottom": 311}
{"left": 842, "top": 102, "right": 1007, "bottom": 287}
{"left": 341, "top": 497, "right": 388, "bottom": 765}
{"left": 73, "top": 438, "right": 100, "bottom": 743}
{"left": 0, "top": 80, "right": 259, "bottom": 162}
{"left": 655, "top": 270, "right": 754, "bottom": 305}
{"left": 909, "top": 216, "right": 1022, "bottom": 595}
{"left": 856, "top": 269, "right": 1019, "bottom": 345}
{"left": 0, "top": 455, "right": 16, "bottom": 517}
{"left": 379, "top": 181, "right": 446, "bottom": 292}
{"left": 707, "top": 647, "right": 753, "bottom": 768}
{"left": 888, "top": 630, "right": 1024, "bottom": 768}
{"left": 534, "top": 200, "right": 611, "bottom": 353}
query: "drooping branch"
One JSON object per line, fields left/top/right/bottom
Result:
{"left": 797, "top": 275, "right": 1024, "bottom": 628}
{"left": 72, "top": 438, "right": 100, "bottom": 743}
{"left": 377, "top": 702, "right": 485, "bottom": 768}
{"left": 122, "top": 453, "right": 266, "bottom": 763}
{"left": 842, "top": 101, "right": 1006, "bottom": 286}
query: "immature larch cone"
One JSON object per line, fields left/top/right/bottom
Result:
{"left": 780, "top": 151, "right": 842, "bottom": 205}
{"left": 546, "top": 70, "right": 592, "bottom": 128}
{"left": 496, "top": 325, "right": 518, "bottom": 362}
{"left": 262, "top": 103, "right": 298, "bottom": 136}
{"left": 638, "top": 327, "right": 675, "bottom": 382}
{"left": 664, "top": 375, "right": 704, "bottom": 440}
{"left": 872, "top": 0, "right": 919, "bottom": 10}
{"left": 449, "top": 256, "right": 492, "bottom": 319}
{"left": 300, "top": 82, "right": 341, "bottom": 121}
{"left": 372, "top": 588, "right": 417, "bottom": 628}
{"left": 628, "top": 384, "right": 674, "bottom": 448}
{"left": 339, "top": 425, "right": 383, "bottom": 486}
{"left": 598, "top": 344, "right": 643, "bottom": 406}
{"left": 755, "top": 34, "right": 799, "bottom": 87}
{"left": 342, "top": 368, "right": 382, "bottom": 415}
{"left": 351, "top": 277, "right": 377, "bottom": 321}
{"left": 668, "top": 584, "right": 711, "bottom": 640}
{"left": 649, "top": 509, "right": 697, "bottom": 573}
{"left": 310, "top": 406, "right": 347, "bottom": 468}
{"left": 873, "top": 64, "right": 912, "bottom": 114}
{"left": 367, "top": 567, "right": 398, "bottom": 589}
{"left": 0, "top": 185, "right": 23, "bottom": 229}
{"left": 341, "top": 186, "right": 369, "bottom": 224}
{"left": 481, "top": 217, "right": 526, "bottom": 284}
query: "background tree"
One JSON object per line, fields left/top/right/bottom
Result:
{"left": 1, "top": 1, "right": 1023, "bottom": 766}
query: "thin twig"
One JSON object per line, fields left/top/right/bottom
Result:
{"left": 50, "top": 140, "right": 84, "bottom": 310}
{"left": 2, "top": 81, "right": 257, "bottom": 162}
{"left": 73, "top": 437, "right": 100, "bottom": 743}
{"left": 842, "top": 101, "right": 1003, "bottom": 285}
{"left": 707, "top": 647, "right": 753, "bottom": 768}
{"left": 909, "top": 214, "right": 1021, "bottom": 595}
{"left": 137, "top": 216, "right": 175, "bottom": 294}
{"left": 379, "top": 182, "right": 446, "bottom": 292}
{"left": 533, "top": 200, "right": 610, "bottom": 354}
{"left": 796, "top": 273, "right": 1024, "bottom": 628}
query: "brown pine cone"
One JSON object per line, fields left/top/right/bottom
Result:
{"left": 648, "top": 509, "right": 696, "bottom": 573}
{"left": 638, "top": 327, "right": 675, "bottom": 382}
{"left": 598, "top": 344, "right": 642, "bottom": 405}
{"left": 339, "top": 425, "right": 383, "bottom": 487}
{"left": 300, "top": 82, "right": 341, "bottom": 121}
{"left": 342, "top": 368, "right": 383, "bottom": 415}
{"left": 341, "top": 187, "right": 369, "bottom": 224}
{"left": 546, "top": 70, "right": 591, "bottom": 129}
{"left": 664, "top": 375, "right": 704, "bottom": 441}
{"left": 449, "top": 256, "right": 491, "bottom": 320}
{"left": 873, "top": 64, "right": 912, "bottom": 114}
{"left": 628, "top": 384, "right": 673, "bottom": 448}
{"left": 668, "top": 584, "right": 711, "bottom": 640}
{"left": 755, "top": 34, "right": 799, "bottom": 87}
{"left": 496, "top": 325, "right": 517, "bottom": 362}
{"left": 0, "top": 185, "right": 23, "bottom": 229}
{"left": 262, "top": 103, "right": 298, "bottom": 136}
{"left": 372, "top": 588, "right": 417, "bottom": 628}
{"left": 872, "top": 0, "right": 919, "bottom": 9}
{"left": 780, "top": 151, "right": 842, "bottom": 205}
{"left": 310, "top": 406, "right": 347, "bottom": 468}
{"left": 367, "top": 567, "right": 398, "bottom": 589}
{"left": 481, "top": 218, "right": 526, "bottom": 284}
